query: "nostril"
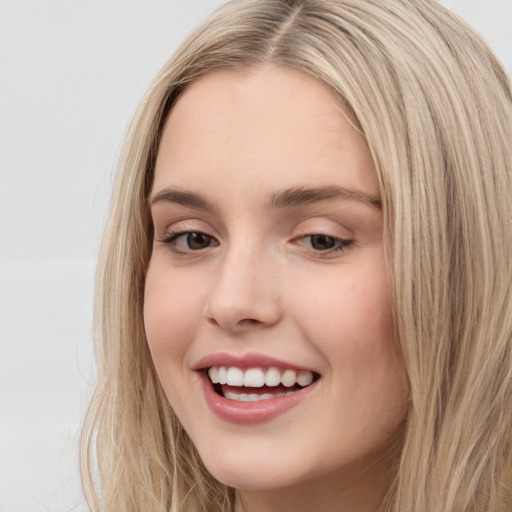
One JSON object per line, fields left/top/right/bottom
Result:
{"left": 206, "top": 317, "right": 220, "bottom": 327}
{"left": 237, "top": 318, "right": 262, "bottom": 326}
{"left": 205, "top": 315, "right": 264, "bottom": 329}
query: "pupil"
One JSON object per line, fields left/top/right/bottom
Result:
{"left": 311, "top": 234, "right": 335, "bottom": 251}
{"left": 187, "top": 232, "right": 210, "bottom": 249}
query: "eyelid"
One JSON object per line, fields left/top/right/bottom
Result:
{"left": 292, "top": 215, "right": 355, "bottom": 235}
{"left": 157, "top": 229, "right": 219, "bottom": 255}
{"left": 155, "top": 219, "right": 219, "bottom": 255}
{"left": 155, "top": 218, "right": 214, "bottom": 239}
{"left": 292, "top": 233, "right": 354, "bottom": 258}
{"left": 290, "top": 218, "right": 355, "bottom": 258}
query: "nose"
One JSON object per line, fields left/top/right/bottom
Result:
{"left": 203, "top": 245, "right": 282, "bottom": 333}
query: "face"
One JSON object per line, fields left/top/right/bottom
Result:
{"left": 144, "top": 66, "right": 406, "bottom": 509}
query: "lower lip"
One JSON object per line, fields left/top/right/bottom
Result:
{"left": 199, "top": 373, "right": 318, "bottom": 424}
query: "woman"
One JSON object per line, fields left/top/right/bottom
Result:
{"left": 81, "top": 1, "right": 512, "bottom": 511}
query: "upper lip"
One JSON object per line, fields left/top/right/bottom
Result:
{"left": 192, "top": 352, "right": 319, "bottom": 373}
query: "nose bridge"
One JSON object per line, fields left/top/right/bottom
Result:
{"left": 204, "top": 237, "right": 281, "bottom": 331}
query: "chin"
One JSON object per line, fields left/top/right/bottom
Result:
{"left": 206, "top": 463, "right": 300, "bottom": 492}
{"left": 196, "top": 442, "right": 302, "bottom": 491}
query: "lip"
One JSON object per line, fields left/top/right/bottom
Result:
{"left": 193, "top": 352, "right": 320, "bottom": 425}
{"left": 198, "top": 371, "right": 319, "bottom": 424}
{"left": 192, "top": 351, "right": 317, "bottom": 372}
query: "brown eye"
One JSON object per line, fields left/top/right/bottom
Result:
{"left": 309, "top": 234, "right": 337, "bottom": 251}
{"left": 159, "top": 230, "right": 218, "bottom": 253}
{"left": 296, "top": 233, "right": 353, "bottom": 257}
{"left": 186, "top": 232, "right": 213, "bottom": 250}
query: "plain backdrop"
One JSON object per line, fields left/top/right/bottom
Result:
{"left": 0, "top": 1, "right": 510, "bottom": 511}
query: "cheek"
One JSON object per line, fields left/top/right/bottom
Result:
{"left": 143, "top": 259, "right": 204, "bottom": 372}
{"left": 287, "top": 257, "right": 403, "bottom": 403}
{"left": 143, "top": 260, "right": 212, "bottom": 425}
{"left": 289, "top": 260, "right": 394, "bottom": 353}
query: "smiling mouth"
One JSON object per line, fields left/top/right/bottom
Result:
{"left": 206, "top": 366, "right": 320, "bottom": 402}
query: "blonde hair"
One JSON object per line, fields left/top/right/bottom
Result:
{"left": 81, "top": 1, "right": 512, "bottom": 511}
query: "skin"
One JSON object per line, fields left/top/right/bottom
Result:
{"left": 144, "top": 66, "right": 407, "bottom": 512}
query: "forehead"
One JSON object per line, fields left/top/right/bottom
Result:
{"left": 153, "top": 65, "right": 379, "bottom": 200}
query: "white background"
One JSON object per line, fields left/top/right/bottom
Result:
{"left": 0, "top": 1, "right": 510, "bottom": 511}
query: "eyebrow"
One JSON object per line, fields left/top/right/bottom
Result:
{"left": 149, "top": 185, "right": 381, "bottom": 211}
{"left": 269, "top": 185, "right": 382, "bottom": 210}
{"left": 150, "top": 188, "right": 217, "bottom": 210}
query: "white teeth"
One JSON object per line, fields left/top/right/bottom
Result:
{"left": 218, "top": 367, "right": 228, "bottom": 384}
{"left": 224, "top": 390, "right": 292, "bottom": 402}
{"left": 226, "top": 367, "right": 244, "bottom": 386}
{"left": 297, "top": 370, "right": 314, "bottom": 387}
{"left": 208, "top": 366, "right": 315, "bottom": 388}
{"left": 244, "top": 368, "right": 265, "bottom": 387}
{"left": 265, "top": 367, "right": 281, "bottom": 386}
{"left": 208, "top": 366, "right": 219, "bottom": 383}
{"left": 281, "top": 369, "right": 297, "bottom": 387}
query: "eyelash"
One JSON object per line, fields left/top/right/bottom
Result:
{"left": 157, "top": 230, "right": 218, "bottom": 255}
{"left": 157, "top": 230, "right": 354, "bottom": 257}
{"left": 295, "top": 233, "right": 354, "bottom": 257}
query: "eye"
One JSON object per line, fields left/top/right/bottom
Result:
{"left": 159, "top": 230, "right": 218, "bottom": 253}
{"left": 298, "top": 234, "right": 353, "bottom": 255}
{"left": 309, "top": 234, "right": 338, "bottom": 251}
{"left": 181, "top": 232, "right": 215, "bottom": 250}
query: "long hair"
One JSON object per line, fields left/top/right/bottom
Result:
{"left": 80, "top": 1, "right": 512, "bottom": 511}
